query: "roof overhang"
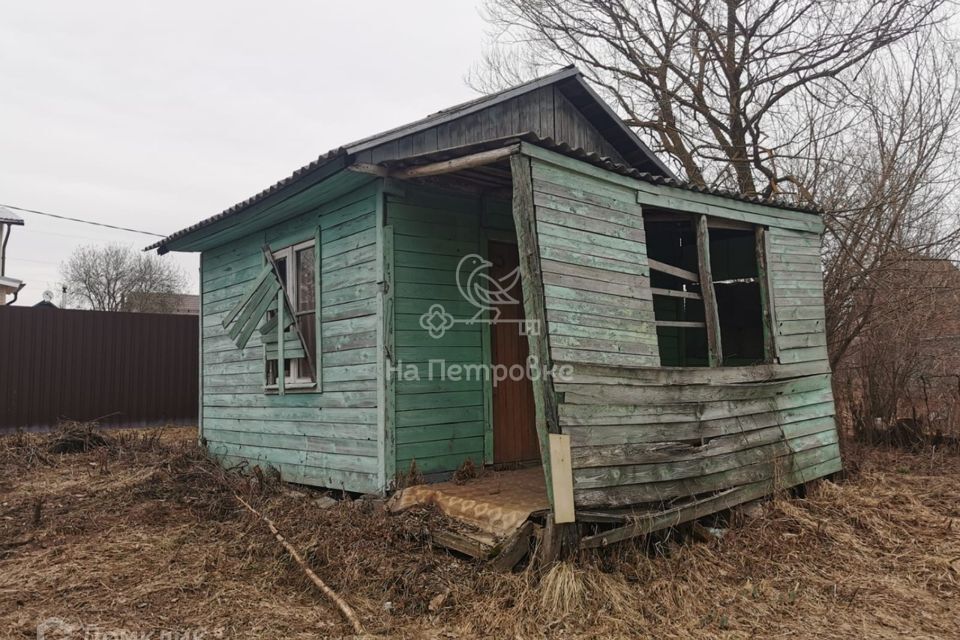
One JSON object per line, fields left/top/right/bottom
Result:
{"left": 0, "top": 275, "right": 23, "bottom": 291}
{"left": 150, "top": 66, "right": 684, "bottom": 254}
{"left": 0, "top": 205, "right": 25, "bottom": 226}
{"left": 148, "top": 153, "right": 365, "bottom": 253}
{"left": 351, "top": 135, "right": 822, "bottom": 216}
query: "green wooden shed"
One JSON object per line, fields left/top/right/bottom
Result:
{"left": 151, "top": 66, "right": 839, "bottom": 542}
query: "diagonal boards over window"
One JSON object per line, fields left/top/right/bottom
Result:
{"left": 220, "top": 246, "right": 313, "bottom": 391}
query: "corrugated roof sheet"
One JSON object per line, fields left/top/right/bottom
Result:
{"left": 147, "top": 148, "right": 348, "bottom": 252}
{"left": 150, "top": 67, "right": 820, "bottom": 252}
{"left": 378, "top": 133, "right": 822, "bottom": 215}
{"left": 525, "top": 136, "right": 822, "bottom": 215}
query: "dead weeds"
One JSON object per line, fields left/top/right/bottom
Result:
{"left": 0, "top": 427, "right": 958, "bottom": 638}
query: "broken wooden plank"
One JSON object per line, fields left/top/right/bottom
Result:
{"left": 647, "top": 258, "right": 699, "bottom": 283}
{"left": 430, "top": 528, "right": 498, "bottom": 560}
{"left": 221, "top": 265, "right": 273, "bottom": 329}
{"left": 549, "top": 434, "right": 575, "bottom": 524}
{"left": 655, "top": 320, "right": 707, "bottom": 329}
{"left": 651, "top": 287, "right": 702, "bottom": 300}
{"left": 579, "top": 456, "right": 841, "bottom": 548}
{"left": 491, "top": 522, "right": 535, "bottom": 572}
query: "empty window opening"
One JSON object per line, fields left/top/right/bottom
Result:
{"left": 709, "top": 227, "right": 765, "bottom": 365}
{"left": 644, "top": 212, "right": 770, "bottom": 367}
{"left": 645, "top": 217, "right": 709, "bottom": 366}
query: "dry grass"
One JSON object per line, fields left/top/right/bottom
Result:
{"left": 1, "top": 427, "right": 958, "bottom": 639}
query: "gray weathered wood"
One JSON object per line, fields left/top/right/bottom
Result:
{"left": 511, "top": 153, "right": 560, "bottom": 505}
{"left": 648, "top": 258, "right": 699, "bottom": 283}
{"left": 696, "top": 214, "right": 722, "bottom": 366}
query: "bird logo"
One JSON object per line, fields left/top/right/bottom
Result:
{"left": 456, "top": 254, "right": 521, "bottom": 321}
{"left": 418, "top": 253, "right": 524, "bottom": 339}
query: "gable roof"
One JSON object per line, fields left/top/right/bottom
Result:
{"left": 342, "top": 66, "right": 673, "bottom": 176}
{"left": 149, "top": 66, "right": 674, "bottom": 253}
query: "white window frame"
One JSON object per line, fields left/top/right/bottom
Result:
{"left": 265, "top": 238, "right": 316, "bottom": 389}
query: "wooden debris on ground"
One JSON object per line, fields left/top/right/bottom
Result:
{"left": 234, "top": 494, "right": 366, "bottom": 636}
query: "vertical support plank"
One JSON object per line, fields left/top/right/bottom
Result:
{"left": 314, "top": 225, "right": 323, "bottom": 391}
{"left": 510, "top": 153, "right": 560, "bottom": 505}
{"left": 376, "top": 184, "right": 396, "bottom": 493}
{"left": 696, "top": 214, "right": 723, "bottom": 366}
{"left": 760, "top": 227, "right": 781, "bottom": 362}
{"left": 548, "top": 434, "right": 575, "bottom": 524}
{"left": 755, "top": 226, "right": 778, "bottom": 363}
{"left": 197, "top": 255, "right": 204, "bottom": 443}
{"left": 277, "top": 289, "right": 285, "bottom": 396}
{"left": 478, "top": 224, "right": 495, "bottom": 465}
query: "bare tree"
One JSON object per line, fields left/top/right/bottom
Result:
{"left": 479, "top": 2, "right": 960, "bottom": 353}
{"left": 60, "top": 244, "right": 187, "bottom": 313}
{"left": 834, "top": 254, "right": 960, "bottom": 440}
{"left": 799, "top": 38, "right": 960, "bottom": 367}
{"left": 474, "top": 0, "right": 950, "bottom": 196}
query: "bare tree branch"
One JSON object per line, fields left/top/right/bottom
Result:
{"left": 60, "top": 244, "right": 187, "bottom": 313}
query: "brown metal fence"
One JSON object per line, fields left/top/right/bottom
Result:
{"left": 0, "top": 306, "right": 198, "bottom": 432}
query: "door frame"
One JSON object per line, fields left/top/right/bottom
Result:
{"left": 480, "top": 230, "right": 527, "bottom": 465}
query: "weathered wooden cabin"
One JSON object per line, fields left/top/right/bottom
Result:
{"left": 151, "top": 66, "right": 839, "bottom": 547}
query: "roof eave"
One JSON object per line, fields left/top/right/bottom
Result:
{"left": 565, "top": 75, "right": 677, "bottom": 180}
{"left": 147, "top": 150, "right": 351, "bottom": 253}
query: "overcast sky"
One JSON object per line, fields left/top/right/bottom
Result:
{"left": 0, "top": 1, "right": 490, "bottom": 305}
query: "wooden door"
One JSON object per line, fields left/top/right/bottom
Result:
{"left": 488, "top": 241, "right": 540, "bottom": 464}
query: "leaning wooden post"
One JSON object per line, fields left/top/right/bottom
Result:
{"left": 696, "top": 215, "right": 723, "bottom": 366}
{"left": 510, "top": 153, "right": 577, "bottom": 561}
{"left": 754, "top": 226, "right": 778, "bottom": 363}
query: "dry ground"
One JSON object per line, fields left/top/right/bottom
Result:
{"left": 1, "top": 427, "right": 958, "bottom": 639}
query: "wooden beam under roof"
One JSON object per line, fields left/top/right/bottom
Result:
{"left": 350, "top": 146, "right": 519, "bottom": 180}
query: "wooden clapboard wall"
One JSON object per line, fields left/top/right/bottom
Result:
{"left": 529, "top": 158, "right": 660, "bottom": 368}
{"left": 767, "top": 227, "right": 829, "bottom": 364}
{"left": 199, "top": 180, "right": 382, "bottom": 494}
{"left": 390, "top": 185, "right": 516, "bottom": 475}
{"left": 356, "top": 84, "right": 627, "bottom": 167}
{"left": 522, "top": 147, "right": 840, "bottom": 512}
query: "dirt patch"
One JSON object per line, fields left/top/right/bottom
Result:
{"left": 1, "top": 428, "right": 958, "bottom": 638}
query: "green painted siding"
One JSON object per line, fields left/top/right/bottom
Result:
{"left": 766, "top": 227, "right": 830, "bottom": 363}
{"left": 529, "top": 157, "right": 660, "bottom": 369}
{"left": 522, "top": 146, "right": 840, "bottom": 511}
{"left": 200, "top": 181, "right": 381, "bottom": 494}
{"left": 389, "top": 185, "right": 513, "bottom": 476}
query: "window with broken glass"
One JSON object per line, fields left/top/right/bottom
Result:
{"left": 265, "top": 239, "right": 317, "bottom": 387}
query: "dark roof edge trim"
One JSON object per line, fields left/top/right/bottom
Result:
{"left": 569, "top": 78, "right": 677, "bottom": 180}
{"left": 516, "top": 139, "right": 822, "bottom": 216}
{"left": 147, "top": 150, "right": 349, "bottom": 253}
